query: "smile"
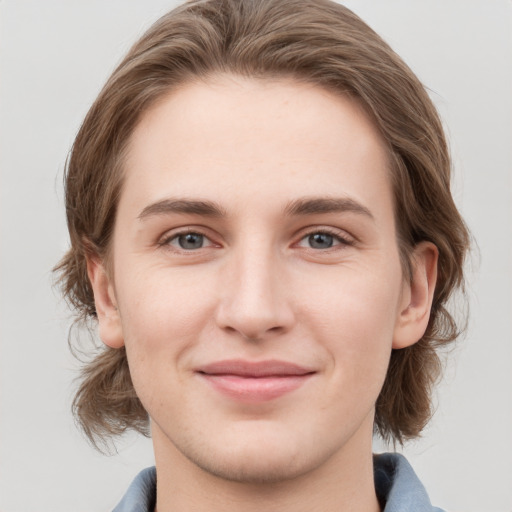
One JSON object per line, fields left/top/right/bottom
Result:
{"left": 196, "top": 359, "right": 316, "bottom": 402}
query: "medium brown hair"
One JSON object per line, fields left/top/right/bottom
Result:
{"left": 56, "top": 0, "right": 470, "bottom": 448}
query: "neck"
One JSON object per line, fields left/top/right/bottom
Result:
{"left": 152, "top": 423, "right": 380, "bottom": 512}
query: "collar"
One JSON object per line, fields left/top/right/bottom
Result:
{"left": 374, "top": 453, "right": 444, "bottom": 512}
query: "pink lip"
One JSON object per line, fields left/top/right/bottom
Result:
{"left": 196, "top": 359, "right": 315, "bottom": 402}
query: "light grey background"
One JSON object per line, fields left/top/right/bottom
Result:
{"left": 1, "top": 1, "right": 511, "bottom": 511}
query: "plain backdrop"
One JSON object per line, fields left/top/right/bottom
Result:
{"left": 1, "top": 1, "right": 511, "bottom": 511}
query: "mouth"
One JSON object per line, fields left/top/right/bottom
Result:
{"left": 196, "top": 359, "right": 316, "bottom": 402}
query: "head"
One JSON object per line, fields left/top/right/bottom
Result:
{"left": 57, "top": 0, "right": 469, "bottom": 458}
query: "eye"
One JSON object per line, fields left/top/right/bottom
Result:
{"left": 163, "top": 231, "right": 215, "bottom": 251}
{"left": 296, "top": 230, "right": 353, "bottom": 250}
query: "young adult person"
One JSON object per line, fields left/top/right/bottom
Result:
{"left": 56, "top": 0, "right": 469, "bottom": 510}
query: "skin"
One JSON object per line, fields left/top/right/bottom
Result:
{"left": 88, "top": 76, "right": 437, "bottom": 512}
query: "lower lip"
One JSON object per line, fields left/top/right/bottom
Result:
{"left": 199, "top": 374, "right": 313, "bottom": 402}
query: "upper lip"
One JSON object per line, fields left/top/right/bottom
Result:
{"left": 197, "top": 359, "right": 315, "bottom": 377}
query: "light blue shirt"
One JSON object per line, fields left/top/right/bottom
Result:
{"left": 113, "top": 453, "right": 445, "bottom": 512}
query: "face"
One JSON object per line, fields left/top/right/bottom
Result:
{"left": 90, "top": 76, "right": 434, "bottom": 484}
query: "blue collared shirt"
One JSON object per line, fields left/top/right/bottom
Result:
{"left": 113, "top": 453, "right": 445, "bottom": 512}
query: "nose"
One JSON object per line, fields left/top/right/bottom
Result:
{"left": 214, "top": 246, "right": 295, "bottom": 341}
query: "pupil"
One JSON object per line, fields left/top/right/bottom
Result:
{"left": 179, "top": 233, "right": 203, "bottom": 249}
{"left": 309, "top": 233, "right": 333, "bottom": 249}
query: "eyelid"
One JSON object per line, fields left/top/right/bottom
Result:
{"left": 156, "top": 224, "right": 355, "bottom": 252}
{"left": 158, "top": 226, "right": 220, "bottom": 250}
{"left": 294, "top": 226, "right": 356, "bottom": 248}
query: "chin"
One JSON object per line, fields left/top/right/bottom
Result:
{"left": 170, "top": 422, "right": 332, "bottom": 485}
{"left": 158, "top": 422, "right": 316, "bottom": 484}
{"left": 184, "top": 446, "right": 313, "bottom": 485}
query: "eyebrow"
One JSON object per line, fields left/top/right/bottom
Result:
{"left": 284, "top": 197, "right": 374, "bottom": 219}
{"left": 138, "top": 196, "right": 373, "bottom": 221}
{"left": 138, "top": 199, "right": 227, "bottom": 220}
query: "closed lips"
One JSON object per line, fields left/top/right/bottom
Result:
{"left": 196, "top": 360, "right": 316, "bottom": 402}
{"left": 197, "top": 359, "right": 316, "bottom": 377}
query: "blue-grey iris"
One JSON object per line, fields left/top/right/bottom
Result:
{"left": 179, "top": 233, "right": 204, "bottom": 249}
{"left": 308, "top": 233, "right": 334, "bottom": 249}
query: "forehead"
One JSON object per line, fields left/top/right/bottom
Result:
{"left": 121, "top": 75, "right": 392, "bottom": 218}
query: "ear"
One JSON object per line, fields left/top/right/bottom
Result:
{"left": 393, "top": 241, "right": 438, "bottom": 349}
{"left": 86, "top": 256, "right": 125, "bottom": 349}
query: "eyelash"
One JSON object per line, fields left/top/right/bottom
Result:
{"left": 158, "top": 228, "right": 217, "bottom": 252}
{"left": 295, "top": 228, "right": 354, "bottom": 250}
{"left": 158, "top": 227, "right": 355, "bottom": 253}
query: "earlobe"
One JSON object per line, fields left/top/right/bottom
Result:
{"left": 86, "top": 256, "right": 125, "bottom": 349}
{"left": 392, "top": 242, "right": 438, "bottom": 349}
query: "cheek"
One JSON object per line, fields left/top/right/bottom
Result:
{"left": 305, "top": 261, "right": 402, "bottom": 335}
{"left": 115, "top": 267, "right": 219, "bottom": 413}
{"left": 301, "top": 262, "right": 403, "bottom": 378}
{"left": 116, "top": 265, "right": 217, "bottom": 357}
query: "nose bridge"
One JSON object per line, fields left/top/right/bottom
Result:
{"left": 216, "top": 235, "right": 293, "bottom": 340}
